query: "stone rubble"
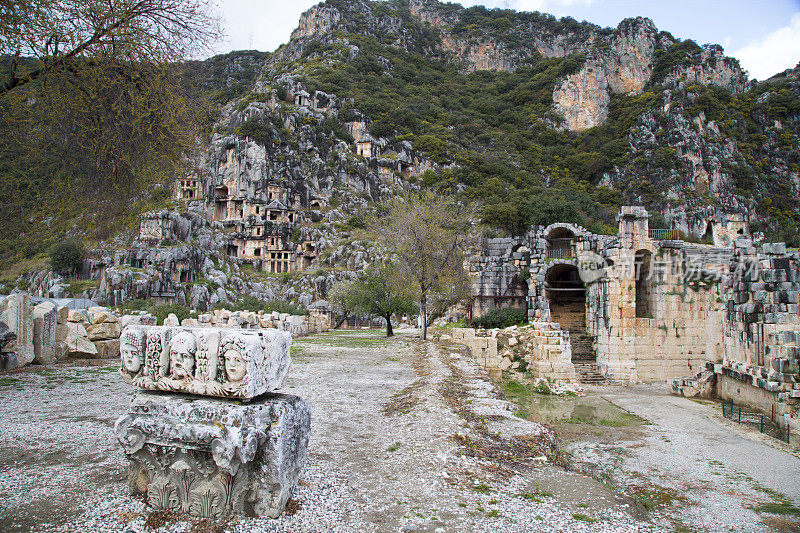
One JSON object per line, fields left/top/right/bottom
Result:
{"left": 0, "top": 293, "right": 329, "bottom": 372}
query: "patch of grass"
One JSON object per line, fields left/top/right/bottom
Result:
{"left": 572, "top": 512, "right": 598, "bottom": 523}
{"left": 750, "top": 501, "right": 800, "bottom": 516}
{"left": 598, "top": 413, "right": 648, "bottom": 427}
{"left": 387, "top": 442, "right": 401, "bottom": 452}
{"left": 517, "top": 485, "right": 553, "bottom": 503}
{"left": 473, "top": 483, "right": 494, "bottom": 494}
{"left": 631, "top": 485, "right": 682, "bottom": 510}
{"left": 296, "top": 331, "right": 391, "bottom": 349}
{"left": 64, "top": 278, "right": 100, "bottom": 296}
{"left": 0, "top": 377, "right": 21, "bottom": 387}
{"left": 486, "top": 509, "right": 500, "bottom": 517}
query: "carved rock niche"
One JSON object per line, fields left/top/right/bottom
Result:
{"left": 115, "top": 325, "right": 310, "bottom": 520}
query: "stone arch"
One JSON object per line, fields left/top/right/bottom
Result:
{"left": 545, "top": 263, "right": 592, "bottom": 360}
{"left": 635, "top": 249, "right": 653, "bottom": 318}
{"left": 545, "top": 225, "right": 578, "bottom": 259}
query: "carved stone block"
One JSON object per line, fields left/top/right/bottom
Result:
{"left": 115, "top": 392, "right": 310, "bottom": 519}
{"left": 120, "top": 326, "right": 291, "bottom": 400}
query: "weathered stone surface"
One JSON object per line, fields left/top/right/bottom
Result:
{"left": 91, "top": 311, "right": 117, "bottom": 324}
{"left": 55, "top": 305, "right": 69, "bottom": 324}
{"left": 115, "top": 392, "right": 310, "bottom": 519}
{"left": 0, "top": 352, "right": 18, "bottom": 370}
{"left": 120, "top": 326, "right": 292, "bottom": 400}
{"left": 67, "top": 309, "right": 88, "bottom": 323}
{"left": 66, "top": 335, "right": 99, "bottom": 358}
{"left": 0, "top": 320, "right": 17, "bottom": 352}
{"left": 1, "top": 293, "right": 34, "bottom": 366}
{"left": 86, "top": 321, "right": 121, "bottom": 341}
{"left": 33, "top": 301, "right": 58, "bottom": 364}
{"left": 93, "top": 339, "right": 121, "bottom": 358}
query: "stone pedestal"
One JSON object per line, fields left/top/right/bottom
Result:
{"left": 115, "top": 392, "right": 310, "bottom": 519}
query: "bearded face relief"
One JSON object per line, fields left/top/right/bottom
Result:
{"left": 169, "top": 331, "right": 197, "bottom": 381}
{"left": 123, "top": 326, "right": 288, "bottom": 399}
{"left": 120, "top": 329, "right": 145, "bottom": 374}
{"left": 224, "top": 347, "right": 247, "bottom": 383}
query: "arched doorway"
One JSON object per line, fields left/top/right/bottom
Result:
{"left": 546, "top": 228, "right": 575, "bottom": 259}
{"left": 545, "top": 264, "right": 592, "bottom": 360}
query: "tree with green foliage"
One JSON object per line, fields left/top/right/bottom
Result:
{"left": 49, "top": 240, "right": 84, "bottom": 276}
{"left": 348, "top": 263, "right": 417, "bottom": 337}
{"left": 0, "top": 0, "right": 221, "bottom": 264}
{"left": 328, "top": 278, "right": 357, "bottom": 329}
{"left": 366, "top": 191, "right": 473, "bottom": 340}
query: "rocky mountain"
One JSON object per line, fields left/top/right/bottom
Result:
{"left": 4, "top": 0, "right": 800, "bottom": 310}
{"left": 227, "top": 0, "right": 797, "bottom": 243}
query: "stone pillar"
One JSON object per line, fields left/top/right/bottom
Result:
{"left": 1, "top": 293, "right": 34, "bottom": 366}
{"left": 33, "top": 301, "right": 58, "bottom": 364}
{"left": 116, "top": 325, "right": 309, "bottom": 519}
{"left": 617, "top": 206, "right": 650, "bottom": 247}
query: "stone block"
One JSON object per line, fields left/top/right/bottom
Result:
{"left": 1, "top": 293, "right": 34, "bottom": 366}
{"left": 33, "top": 301, "right": 58, "bottom": 364}
{"left": 115, "top": 392, "right": 310, "bottom": 519}
{"left": 93, "top": 339, "right": 121, "bottom": 358}
{"left": 86, "top": 321, "right": 122, "bottom": 341}
{"left": 91, "top": 311, "right": 117, "bottom": 324}
{"left": 120, "top": 326, "right": 292, "bottom": 400}
{"left": 55, "top": 306, "right": 69, "bottom": 324}
{"left": 0, "top": 320, "right": 17, "bottom": 352}
{"left": 67, "top": 309, "right": 88, "bottom": 323}
{"left": 0, "top": 352, "right": 19, "bottom": 371}
{"left": 66, "top": 335, "right": 99, "bottom": 358}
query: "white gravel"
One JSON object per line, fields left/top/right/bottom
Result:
{"left": 3, "top": 333, "right": 795, "bottom": 532}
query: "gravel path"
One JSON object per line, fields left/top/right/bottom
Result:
{"left": 567, "top": 384, "right": 800, "bottom": 533}
{"left": 1, "top": 330, "right": 797, "bottom": 532}
{"left": 0, "top": 330, "right": 651, "bottom": 532}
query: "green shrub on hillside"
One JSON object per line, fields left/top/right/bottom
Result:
{"left": 50, "top": 240, "right": 84, "bottom": 275}
{"left": 472, "top": 307, "right": 528, "bottom": 329}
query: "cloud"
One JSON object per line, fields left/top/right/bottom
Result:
{"left": 732, "top": 13, "right": 800, "bottom": 80}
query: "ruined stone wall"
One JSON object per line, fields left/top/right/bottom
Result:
{"left": 586, "top": 243, "right": 728, "bottom": 383}
{"left": 717, "top": 241, "right": 800, "bottom": 414}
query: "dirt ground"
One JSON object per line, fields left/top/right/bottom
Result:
{"left": 0, "top": 329, "right": 798, "bottom": 532}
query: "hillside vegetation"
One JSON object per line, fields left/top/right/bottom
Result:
{"left": 1, "top": 0, "right": 799, "bottom": 272}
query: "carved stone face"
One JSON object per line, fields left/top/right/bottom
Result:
{"left": 224, "top": 348, "right": 246, "bottom": 382}
{"left": 121, "top": 341, "right": 142, "bottom": 373}
{"left": 169, "top": 332, "right": 196, "bottom": 380}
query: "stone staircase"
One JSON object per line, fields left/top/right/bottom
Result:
{"left": 573, "top": 360, "right": 606, "bottom": 384}
{"left": 550, "top": 303, "right": 604, "bottom": 384}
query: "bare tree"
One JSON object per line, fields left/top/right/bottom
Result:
{"left": 0, "top": 0, "right": 221, "bottom": 261}
{"left": 366, "top": 191, "right": 474, "bottom": 340}
{"left": 0, "top": 0, "right": 221, "bottom": 95}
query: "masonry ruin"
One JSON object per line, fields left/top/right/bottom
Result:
{"left": 468, "top": 206, "right": 800, "bottom": 419}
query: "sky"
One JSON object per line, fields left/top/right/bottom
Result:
{"left": 214, "top": 0, "right": 800, "bottom": 80}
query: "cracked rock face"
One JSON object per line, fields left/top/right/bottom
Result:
{"left": 115, "top": 392, "right": 311, "bottom": 519}
{"left": 119, "top": 325, "right": 292, "bottom": 400}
